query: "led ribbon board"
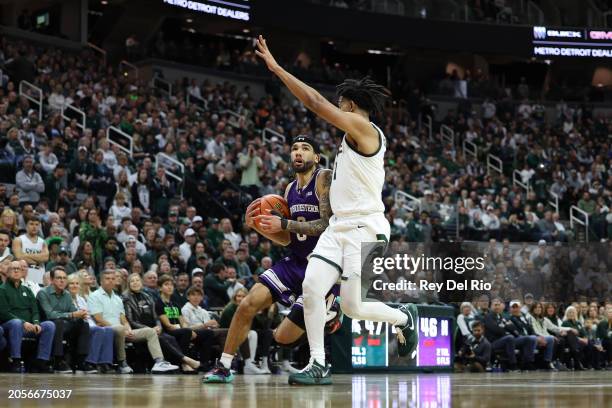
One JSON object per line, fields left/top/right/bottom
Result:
{"left": 532, "top": 26, "right": 612, "bottom": 58}
{"left": 162, "top": 0, "right": 250, "bottom": 21}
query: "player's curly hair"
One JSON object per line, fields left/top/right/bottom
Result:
{"left": 336, "top": 76, "right": 391, "bottom": 116}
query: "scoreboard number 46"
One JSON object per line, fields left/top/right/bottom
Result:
{"left": 420, "top": 317, "right": 448, "bottom": 338}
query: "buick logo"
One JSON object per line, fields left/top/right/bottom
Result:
{"left": 533, "top": 26, "right": 547, "bottom": 40}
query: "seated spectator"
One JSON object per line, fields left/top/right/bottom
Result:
{"left": 562, "top": 306, "right": 592, "bottom": 370}
{"left": 143, "top": 270, "right": 159, "bottom": 299}
{"left": 66, "top": 273, "right": 115, "bottom": 373}
{"left": 87, "top": 269, "right": 178, "bottom": 374}
{"left": 181, "top": 286, "right": 220, "bottom": 330}
{"left": 225, "top": 266, "right": 245, "bottom": 300}
{"left": 204, "top": 263, "right": 230, "bottom": 308}
{"left": 0, "top": 261, "right": 55, "bottom": 372}
{"left": 220, "top": 218, "right": 241, "bottom": 250}
{"left": 484, "top": 298, "right": 536, "bottom": 371}
{"left": 457, "top": 301, "right": 477, "bottom": 345}
{"left": 46, "top": 245, "right": 77, "bottom": 275}
{"left": 123, "top": 273, "right": 201, "bottom": 373}
{"left": 13, "top": 215, "right": 49, "bottom": 285}
{"left": 109, "top": 192, "right": 132, "bottom": 226}
{"left": 171, "top": 271, "right": 190, "bottom": 309}
{"left": 596, "top": 305, "right": 611, "bottom": 368}
{"left": 15, "top": 155, "right": 45, "bottom": 206}
{"left": 156, "top": 275, "right": 217, "bottom": 369}
{"left": 509, "top": 300, "right": 554, "bottom": 370}
{"left": 454, "top": 321, "right": 491, "bottom": 373}
{"left": 37, "top": 266, "right": 95, "bottom": 373}
{"left": 179, "top": 228, "right": 196, "bottom": 263}
{"left": 530, "top": 302, "right": 581, "bottom": 369}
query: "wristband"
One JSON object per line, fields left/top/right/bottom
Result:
{"left": 280, "top": 218, "right": 288, "bottom": 230}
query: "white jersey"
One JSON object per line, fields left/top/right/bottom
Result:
{"left": 18, "top": 234, "right": 45, "bottom": 284}
{"left": 330, "top": 123, "right": 386, "bottom": 217}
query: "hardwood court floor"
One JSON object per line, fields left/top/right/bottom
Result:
{"left": 0, "top": 371, "right": 611, "bottom": 408}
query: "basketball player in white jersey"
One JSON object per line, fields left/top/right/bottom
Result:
{"left": 12, "top": 215, "right": 48, "bottom": 285}
{"left": 255, "top": 36, "right": 418, "bottom": 385}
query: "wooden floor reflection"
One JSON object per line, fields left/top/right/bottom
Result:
{"left": 1, "top": 371, "right": 611, "bottom": 408}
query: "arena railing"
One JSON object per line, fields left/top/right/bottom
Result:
{"left": 548, "top": 191, "right": 559, "bottom": 215}
{"left": 420, "top": 114, "right": 433, "bottom": 142}
{"left": 512, "top": 169, "right": 530, "bottom": 196}
{"left": 106, "top": 126, "right": 133, "bottom": 157}
{"left": 394, "top": 190, "right": 421, "bottom": 212}
{"left": 61, "top": 104, "right": 86, "bottom": 131}
{"left": 586, "top": 0, "right": 605, "bottom": 27}
{"left": 155, "top": 153, "right": 185, "bottom": 196}
{"left": 570, "top": 206, "right": 590, "bottom": 243}
{"left": 526, "top": 1, "right": 544, "bottom": 25}
{"left": 440, "top": 124, "right": 455, "bottom": 147}
{"left": 18, "top": 80, "right": 43, "bottom": 122}
{"left": 186, "top": 93, "right": 208, "bottom": 112}
{"left": 86, "top": 42, "right": 107, "bottom": 67}
{"left": 262, "top": 127, "right": 286, "bottom": 147}
{"left": 371, "top": 0, "right": 405, "bottom": 16}
{"left": 221, "top": 109, "right": 246, "bottom": 129}
{"left": 486, "top": 154, "right": 502, "bottom": 177}
{"left": 119, "top": 60, "right": 139, "bottom": 79}
{"left": 462, "top": 139, "right": 477, "bottom": 162}
{"left": 152, "top": 75, "right": 172, "bottom": 97}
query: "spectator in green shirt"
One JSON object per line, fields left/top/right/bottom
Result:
{"left": 204, "top": 263, "right": 230, "bottom": 308}
{"left": 0, "top": 261, "right": 55, "bottom": 373}
{"left": 37, "top": 266, "right": 94, "bottom": 373}
{"left": 577, "top": 192, "right": 596, "bottom": 216}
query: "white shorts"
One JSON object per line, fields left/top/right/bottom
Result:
{"left": 309, "top": 212, "right": 390, "bottom": 280}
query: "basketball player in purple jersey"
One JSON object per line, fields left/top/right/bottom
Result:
{"left": 203, "top": 136, "right": 340, "bottom": 383}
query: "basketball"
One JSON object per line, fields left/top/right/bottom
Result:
{"left": 259, "top": 194, "right": 290, "bottom": 219}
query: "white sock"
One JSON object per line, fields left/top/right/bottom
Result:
{"left": 340, "top": 276, "right": 408, "bottom": 326}
{"left": 245, "top": 330, "right": 258, "bottom": 364}
{"left": 303, "top": 258, "right": 340, "bottom": 366}
{"left": 220, "top": 353, "right": 234, "bottom": 369}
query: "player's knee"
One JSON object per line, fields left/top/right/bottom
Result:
{"left": 341, "top": 297, "right": 362, "bottom": 319}
{"left": 274, "top": 330, "right": 305, "bottom": 347}
{"left": 236, "top": 297, "right": 259, "bottom": 318}
{"left": 273, "top": 329, "right": 289, "bottom": 345}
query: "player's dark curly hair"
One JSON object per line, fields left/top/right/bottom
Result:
{"left": 336, "top": 76, "right": 390, "bottom": 116}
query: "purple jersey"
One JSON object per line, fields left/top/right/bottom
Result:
{"left": 286, "top": 168, "right": 321, "bottom": 260}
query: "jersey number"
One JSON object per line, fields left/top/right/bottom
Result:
{"left": 296, "top": 216, "right": 307, "bottom": 241}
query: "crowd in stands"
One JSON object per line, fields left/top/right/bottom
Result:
{"left": 0, "top": 32, "right": 611, "bottom": 374}
{"left": 456, "top": 298, "right": 612, "bottom": 372}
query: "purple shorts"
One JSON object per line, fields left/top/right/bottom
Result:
{"left": 259, "top": 254, "right": 340, "bottom": 308}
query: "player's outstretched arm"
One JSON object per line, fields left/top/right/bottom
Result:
{"left": 286, "top": 169, "right": 332, "bottom": 236}
{"left": 255, "top": 35, "right": 372, "bottom": 139}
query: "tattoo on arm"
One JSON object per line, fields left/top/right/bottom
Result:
{"left": 286, "top": 170, "right": 332, "bottom": 236}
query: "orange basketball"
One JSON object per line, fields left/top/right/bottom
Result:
{"left": 259, "top": 194, "right": 290, "bottom": 219}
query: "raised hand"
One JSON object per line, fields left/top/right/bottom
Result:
{"left": 254, "top": 35, "right": 280, "bottom": 73}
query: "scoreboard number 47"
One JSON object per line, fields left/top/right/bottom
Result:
{"left": 420, "top": 317, "right": 449, "bottom": 337}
